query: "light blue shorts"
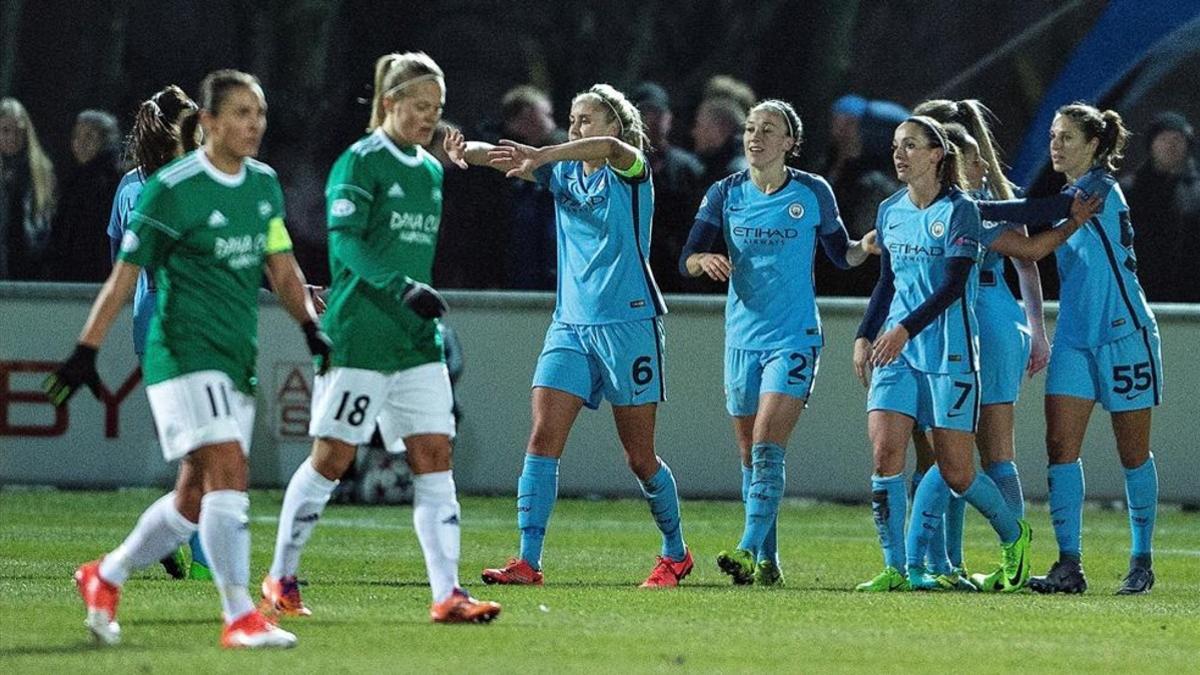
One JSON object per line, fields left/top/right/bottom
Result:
{"left": 532, "top": 318, "right": 665, "bottom": 409}
{"left": 867, "top": 360, "right": 980, "bottom": 433}
{"left": 1046, "top": 326, "right": 1163, "bottom": 412}
{"left": 978, "top": 320, "right": 1031, "bottom": 406}
{"left": 724, "top": 345, "right": 820, "bottom": 417}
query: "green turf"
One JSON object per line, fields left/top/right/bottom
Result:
{"left": 1, "top": 489, "right": 1197, "bottom": 673}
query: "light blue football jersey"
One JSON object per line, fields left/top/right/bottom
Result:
{"left": 536, "top": 159, "right": 666, "bottom": 325}
{"left": 972, "top": 186, "right": 1029, "bottom": 344}
{"left": 876, "top": 186, "right": 983, "bottom": 374}
{"left": 106, "top": 168, "right": 156, "bottom": 356}
{"left": 1053, "top": 167, "right": 1155, "bottom": 348}
{"left": 694, "top": 168, "right": 846, "bottom": 349}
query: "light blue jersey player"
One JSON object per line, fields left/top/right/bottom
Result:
{"left": 895, "top": 108, "right": 1100, "bottom": 591}
{"left": 104, "top": 86, "right": 211, "bottom": 582}
{"left": 1026, "top": 104, "right": 1162, "bottom": 595}
{"left": 680, "top": 100, "right": 870, "bottom": 586}
{"left": 450, "top": 85, "right": 692, "bottom": 588}
{"left": 853, "top": 116, "right": 1031, "bottom": 594}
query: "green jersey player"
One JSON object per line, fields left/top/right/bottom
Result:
{"left": 261, "top": 51, "right": 500, "bottom": 625}
{"left": 45, "top": 70, "right": 331, "bottom": 649}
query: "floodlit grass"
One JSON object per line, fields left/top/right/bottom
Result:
{"left": 1, "top": 489, "right": 1197, "bottom": 673}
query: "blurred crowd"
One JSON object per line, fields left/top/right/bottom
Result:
{"left": 3, "top": 86, "right": 1198, "bottom": 302}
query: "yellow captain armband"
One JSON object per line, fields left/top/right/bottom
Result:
{"left": 265, "top": 217, "right": 294, "bottom": 254}
{"left": 611, "top": 152, "right": 646, "bottom": 179}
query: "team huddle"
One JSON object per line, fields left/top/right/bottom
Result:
{"left": 41, "top": 50, "right": 1162, "bottom": 650}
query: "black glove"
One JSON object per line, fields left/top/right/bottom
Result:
{"left": 399, "top": 281, "right": 448, "bottom": 319}
{"left": 43, "top": 344, "right": 102, "bottom": 406}
{"left": 302, "top": 321, "right": 333, "bottom": 375}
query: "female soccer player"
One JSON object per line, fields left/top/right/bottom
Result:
{"left": 852, "top": 115, "right": 1033, "bottom": 593}
{"left": 1026, "top": 104, "right": 1162, "bottom": 595}
{"left": 45, "top": 69, "right": 330, "bottom": 648}
{"left": 897, "top": 114, "right": 1098, "bottom": 590}
{"left": 679, "top": 100, "right": 871, "bottom": 585}
{"left": 261, "top": 52, "right": 501, "bottom": 624}
{"left": 105, "top": 84, "right": 212, "bottom": 582}
{"left": 446, "top": 84, "right": 692, "bottom": 588}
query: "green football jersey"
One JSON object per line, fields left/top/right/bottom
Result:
{"left": 118, "top": 150, "right": 292, "bottom": 394}
{"left": 322, "top": 128, "right": 445, "bottom": 372}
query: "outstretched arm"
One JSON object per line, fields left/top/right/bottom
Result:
{"left": 487, "top": 136, "right": 642, "bottom": 179}
{"left": 987, "top": 192, "right": 1100, "bottom": 262}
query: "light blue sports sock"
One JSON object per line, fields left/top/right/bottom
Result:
{"left": 943, "top": 495, "right": 966, "bottom": 569}
{"left": 189, "top": 531, "right": 209, "bottom": 567}
{"left": 959, "top": 473, "right": 1020, "bottom": 544}
{"left": 1124, "top": 454, "right": 1158, "bottom": 567}
{"left": 984, "top": 460, "right": 1025, "bottom": 519}
{"left": 870, "top": 474, "right": 907, "bottom": 572}
{"left": 641, "top": 460, "right": 686, "bottom": 560}
{"left": 517, "top": 454, "right": 559, "bottom": 570}
{"left": 1048, "top": 460, "right": 1084, "bottom": 561}
{"left": 737, "top": 443, "right": 785, "bottom": 554}
{"left": 907, "top": 466, "right": 950, "bottom": 571}
{"left": 910, "top": 469, "right": 926, "bottom": 500}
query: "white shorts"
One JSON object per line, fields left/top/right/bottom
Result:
{"left": 308, "top": 363, "right": 455, "bottom": 452}
{"left": 145, "top": 370, "right": 255, "bottom": 462}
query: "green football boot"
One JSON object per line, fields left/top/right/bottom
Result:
{"left": 159, "top": 545, "right": 190, "bottom": 580}
{"left": 973, "top": 519, "right": 1032, "bottom": 592}
{"left": 855, "top": 566, "right": 911, "bottom": 592}
{"left": 716, "top": 548, "right": 755, "bottom": 585}
{"left": 753, "top": 559, "right": 784, "bottom": 587}
{"left": 189, "top": 560, "right": 213, "bottom": 581}
{"left": 934, "top": 566, "right": 978, "bottom": 592}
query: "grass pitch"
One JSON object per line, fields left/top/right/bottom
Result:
{"left": 1, "top": 489, "right": 1197, "bottom": 673}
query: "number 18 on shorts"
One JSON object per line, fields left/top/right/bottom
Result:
{"left": 309, "top": 364, "right": 456, "bottom": 451}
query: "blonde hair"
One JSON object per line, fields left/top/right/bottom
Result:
{"left": 0, "top": 97, "right": 56, "bottom": 221}
{"left": 914, "top": 99, "right": 1015, "bottom": 199}
{"left": 369, "top": 52, "right": 444, "bottom": 132}
{"left": 704, "top": 75, "right": 756, "bottom": 113}
{"left": 573, "top": 84, "right": 648, "bottom": 151}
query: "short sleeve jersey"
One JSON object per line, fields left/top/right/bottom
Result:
{"left": 972, "top": 185, "right": 1028, "bottom": 337}
{"left": 322, "top": 129, "right": 444, "bottom": 372}
{"left": 1053, "top": 167, "right": 1155, "bottom": 348}
{"left": 107, "top": 168, "right": 156, "bottom": 356}
{"left": 876, "top": 186, "right": 983, "bottom": 374}
{"left": 694, "top": 168, "right": 846, "bottom": 350}
{"left": 535, "top": 158, "right": 666, "bottom": 325}
{"left": 117, "top": 151, "right": 292, "bottom": 394}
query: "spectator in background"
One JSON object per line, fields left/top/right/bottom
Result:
{"left": 693, "top": 77, "right": 754, "bottom": 188}
{"left": 1120, "top": 111, "right": 1200, "bottom": 302}
{"left": 0, "top": 97, "right": 56, "bottom": 280}
{"left": 632, "top": 82, "right": 705, "bottom": 292}
{"left": 817, "top": 95, "right": 909, "bottom": 296}
{"left": 498, "top": 86, "right": 562, "bottom": 290}
{"left": 50, "top": 110, "right": 123, "bottom": 282}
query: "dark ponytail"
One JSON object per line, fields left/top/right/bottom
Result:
{"left": 1056, "top": 102, "right": 1131, "bottom": 172}
{"left": 127, "top": 85, "right": 198, "bottom": 176}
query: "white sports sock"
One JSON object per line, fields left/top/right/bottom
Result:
{"left": 411, "top": 471, "right": 461, "bottom": 603}
{"left": 269, "top": 457, "right": 338, "bottom": 579}
{"left": 199, "top": 490, "right": 255, "bottom": 622}
{"left": 99, "top": 491, "right": 196, "bottom": 586}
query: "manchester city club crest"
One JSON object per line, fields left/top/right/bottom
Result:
{"left": 929, "top": 220, "right": 946, "bottom": 237}
{"left": 788, "top": 203, "right": 804, "bottom": 219}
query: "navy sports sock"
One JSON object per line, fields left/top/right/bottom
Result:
{"left": 517, "top": 454, "right": 559, "bottom": 570}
